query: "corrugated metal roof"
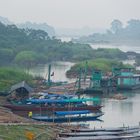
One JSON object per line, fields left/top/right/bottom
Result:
{"left": 10, "top": 81, "right": 33, "bottom": 93}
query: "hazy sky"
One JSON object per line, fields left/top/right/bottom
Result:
{"left": 0, "top": 0, "right": 140, "bottom": 28}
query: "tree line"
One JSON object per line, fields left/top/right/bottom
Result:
{"left": 75, "top": 19, "right": 140, "bottom": 45}
{"left": 0, "top": 22, "right": 131, "bottom": 68}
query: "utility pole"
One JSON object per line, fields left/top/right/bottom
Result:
{"left": 47, "top": 64, "right": 51, "bottom": 86}
{"left": 84, "top": 61, "right": 88, "bottom": 83}
{"left": 78, "top": 68, "right": 82, "bottom": 91}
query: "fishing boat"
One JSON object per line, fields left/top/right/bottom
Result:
{"left": 3, "top": 98, "right": 102, "bottom": 112}
{"left": 58, "top": 126, "right": 140, "bottom": 140}
{"left": 57, "top": 134, "right": 140, "bottom": 140}
{"left": 32, "top": 111, "right": 104, "bottom": 123}
{"left": 71, "top": 126, "right": 140, "bottom": 132}
{"left": 3, "top": 103, "right": 102, "bottom": 112}
{"left": 58, "top": 125, "right": 140, "bottom": 140}
{"left": 59, "top": 129, "right": 140, "bottom": 137}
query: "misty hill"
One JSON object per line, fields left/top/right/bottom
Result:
{"left": 74, "top": 19, "right": 140, "bottom": 46}
{"left": 17, "top": 22, "right": 55, "bottom": 37}
{"left": 0, "top": 16, "right": 13, "bottom": 25}
{"left": 55, "top": 27, "right": 105, "bottom": 37}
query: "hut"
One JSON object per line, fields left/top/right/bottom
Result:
{"left": 8, "top": 81, "right": 33, "bottom": 100}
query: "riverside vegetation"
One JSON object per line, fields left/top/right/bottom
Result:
{"left": 0, "top": 67, "right": 34, "bottom": 93}
{"left": 66, "top": 58, "right": 133, "bottom": 78}
{"left": 0, "top": 21, "right": 135, "bottom": 68}
{"left": 0, "top": 22, "right": 137, "bottom": 92}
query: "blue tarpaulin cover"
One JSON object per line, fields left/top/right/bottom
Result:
{"left": 26, "top": 98, "right": 100, "bottom": 104}
{"left": 55, "top": 110, "right": 91, "bottom": 116}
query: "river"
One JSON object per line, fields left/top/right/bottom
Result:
{"left": 58, "top": 36, "right": 140, "bottom": 53}
{"left": 29, "top": 60, "right": 140, "bottom": 128}
{"left": 90, "top": 44, "right": 140, "bottom": 53}
{"left": 81, "top": 91, "right": 140, "bottom": 128}
{"left": 30, "top": 37, "right": 140, "bottom": 127}
{"left": 29, "top": 61, "right": 75, "bottom": 83}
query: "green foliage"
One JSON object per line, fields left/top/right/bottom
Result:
{"left": 14, "top": 51, "right": 38, "bottom": 67}
{"left": 0, "top": 67, "right": 33, "bottom": 91}
{"left": 93, "top": 48, "right": 126, "bottom": 60}
{"left": 0, "top": 125, "right": 55, "bottom": 140}
{"left": 0, "top": 22, "right": 95, "bottom": 65}
{"left": 67, "top": 58, "right": 132, "bottom": 77}
{"left": 0, "top": 22, "right": 128, "bottom": 66}
{"left": 0, "top": 48, "right": 14, "bottom": 64}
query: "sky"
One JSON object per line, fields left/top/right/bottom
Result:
{"left": 0, "top": 0, "right": 140, "bottom": 28}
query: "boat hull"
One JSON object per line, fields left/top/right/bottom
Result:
{"left": 32, "top": 113, "right": 103, "bottom": 123}
{"left": 3, "top": 104, "right": 102, "bottom": 112}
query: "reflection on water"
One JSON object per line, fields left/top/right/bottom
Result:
{"left": 83, "top": 91, "right": 140, "bottom": 128}
{"left": 29, "top": 61, "right": 75, "bottom": 83}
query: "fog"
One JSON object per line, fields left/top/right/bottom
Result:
{"left": 0, "top": 0, "right": 140, "bottom": 28}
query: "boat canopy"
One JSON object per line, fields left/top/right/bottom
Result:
{"left": 65, "top": 98, "right": 100, "bottom": 103}
{"left": 26, "top": 98, "right": 100, "bottom": 104}
{"left": 55, "top": 110, "right": 91, "bottom": 116}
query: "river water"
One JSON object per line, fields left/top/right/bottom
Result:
{"left": 90, "top": 44, "right": 140, "bottom": 53}
{"left": 29, "top": 43, "right": 140, "bottom": 128}
{"left": 29, "top": 61, "right": 75, "bottom": 83}
{"left": 82, "top": 91, "right": 140, "bottom": 128}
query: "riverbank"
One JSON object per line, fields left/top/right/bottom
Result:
{"left": 0, "top": 96, "right": 81, "bottom": 140}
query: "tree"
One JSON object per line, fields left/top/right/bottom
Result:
{"left": 110, "top": 20, "right": 123, "bottom": 34}
{"left": 14, "top": 51, "right": 38, "bottom": 68}
{"left": 27, "top": 29, "right": 49, "bottom": 40}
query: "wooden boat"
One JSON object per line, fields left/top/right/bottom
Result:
{"left": 59, "top": 129, "right": 140, "bottom": 137}
{"left": 71, "top": 126, "right": 140, "bottom": 133}
{"left": 3, "top": 103, "right": 102, "bottom": 112}
{"left": 32, "top": 112, "right": 104, "bottom": 123}
{"left": 57, "top": 134, "right": 140, "bottom": 140}
{"left": 3, "top": 97, "right": 102, "bottom": 112}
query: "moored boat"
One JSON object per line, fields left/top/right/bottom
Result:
{"left": 57, "top": 134, "right": 140, "bottom": 140}
{"left": 71, "top": 126, "right": 140, "bottom": 132}
{"left": 59, "top": 129, "right": 140, "bottom": 137}
{"left": 3, "top": 97, "right": 102, "bottom": 112}
{"left": 32, "top": 111, "right": 104, "bottom": 123}
{"left": 3, "top": 103, "right": 102, "bottom": 111}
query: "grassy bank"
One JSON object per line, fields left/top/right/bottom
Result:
{"left": 0, "top": 67, "right": 34, "bottom": 93}
{"left": 0, "top": 124, "right": 56, "bottom": 140}
{"left": 66, "top": 58, "right": 132, "bottom": 77}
